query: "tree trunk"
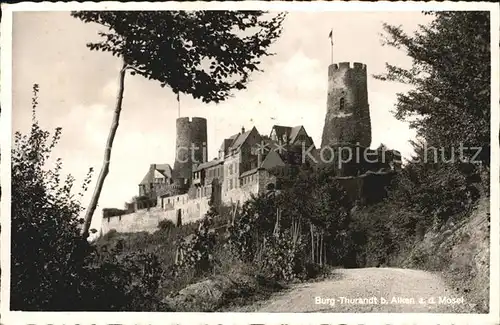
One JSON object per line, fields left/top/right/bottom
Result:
{"left": 310, "top": 223, "right": 315, "bottom": 264}
{"left": 81, "top": 59, "right": 127, "bottom": 238}
{"left": 318, "top": 234, "right": 322, "bottom": 266}
{"left": 319, "top": 233, "right": 322, "bottom": 266}
{"left": 319, "top": 234, "right": 323, "bottom": 266}
{"left": 322, "top": 235, "right": 324, "bottom": 266}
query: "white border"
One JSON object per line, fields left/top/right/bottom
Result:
{"left": 1, "top": 2, "right": 499, "bottom": 325}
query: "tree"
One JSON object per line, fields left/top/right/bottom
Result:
{"left": 11, "top": 84, "right": 93, "bottom": 309}
{"left": 375, "top": 11, "right": 490, "bottom": 164}
{"left": 71, "top": 11, "right": 286, "bottom": 238}
{"left": 375, "top": 11, "right": 489, "bottom": 228}
{"left": 11, "top": 85, "right": 166, "bottom": 311}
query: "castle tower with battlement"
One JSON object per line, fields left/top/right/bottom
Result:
{"left": 173, "top": 117, "right": 208, "bottom": 186}
{"left": 321, "top": 62, "right": 372, "bottom": 148}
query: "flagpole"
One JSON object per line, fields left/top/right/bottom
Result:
{"left": 177, "top": 92, "right": 180, "bottom": 118}
{"left": 330, "top": 42, "right": 333, "bottom": 65}
{"left": 329, "top": 29, "right": 334, "bottom": 65}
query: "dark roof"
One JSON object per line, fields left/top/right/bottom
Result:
{"left": 240, "top": 168, "right": 259, "bottom": 178}
{"left": 139, "top": 164, "right": 172, "bottom": 185}
{"left": 260, "top": 150, "right": 286, "bottom": 170}
{"left": 219, "top": 136, "right": 238, "bottom": 154}
{"left": 271, "top": 125, "right": 307, "bottom": 144}
{"left": 229, "top": 128, "right": 254, "bottom": 151}
{"left": 220, "top": 127, "right": 258, "bottom": 155}
{"left": 289, "top": 126, "right": 303, "bottom": 143}
{"left": 156, "top": 164, "right": 173, "bottom": 178}
{"left": 271, "top": 125, "right": 292, "bottom": 140}
{"left": 194, "top": 159, "right": 223, "bottom": 171}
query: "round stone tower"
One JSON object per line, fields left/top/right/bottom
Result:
{"left": 173, "top": 117, "right": 208, "bottom": 184}
{"left": 321, "top": 62, "right": 371, "bottom": 148}
{"left": 190, "top": 117, "right": 208, "bottom": 166}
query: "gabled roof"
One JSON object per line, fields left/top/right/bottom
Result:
{"left": 139, "top": 163, "right": 172, "bottom": 185}
{"left": 220, "top": 127, "right": 259, "bottom": 155}
{"left": 219, "top": 135, "right": 239, "bottom": 154}
{"left": 194, "top": 159, "right": 223, "bottom": 172}
{"left": 260, "top": 150, "right": 286, "bottom": 170}
{"left": 271, "top": 125, "right": 292, "bottom": 140}
{"left": 271, "top": 125, "right": 308, "bottom": 144}
{"left": 289, "top": 126, "right": 304, "bottom": 143}
{"left": 229, "top": 127, "right": 256, "bottom": 151}
{"left": 260, "top": 138, "right": 281, "bottom": 152}
{"left": 156, "top": 164, "right": 172, "bottom": 178}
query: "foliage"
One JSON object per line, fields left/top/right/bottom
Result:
{"left": 375, "top": 11, "right": 490, "bottom": 164}
{"left": 227, "top": 165, "right": 355, "bottom": 279}
{"left": 11, "top": 84, "right": 93, "bottom": 310}
{"left": 280, "top": 165, "right": 354, "bottom": 265}
{"left": 226, "top": 193, "right": 277, "bottom": 263}
{"left": 103, "top": 207, "right": 128, "bottom": 218}
{"left": 175, "top": 216, "right": 216, "bottom": 275}
{"left": 158, "top": 219, "right": 175, "bottom": 231}
{"left": 11, "top": 85, "right": 165, "bottom": 311}
{"left": 388, "top": 159, "right": 478, "bottom": 229}
{"left": 91, "top": 244, "right": 166, "bottom": 311}
{"left": 71, "top": 11, "right": 286, "bottom": 103}
{"left": 257, "top": 231, "right": 305, "bottom": 281}
{"left": 353, "top": 12, "right": 492, "bottom": 271}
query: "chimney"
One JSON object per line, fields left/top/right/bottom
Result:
{"left": 241, "top": 126, "right": 245, "bottom": 134}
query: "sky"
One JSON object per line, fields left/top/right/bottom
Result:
{"left": 12, "top": 11, "right": 433, "bottom": 232}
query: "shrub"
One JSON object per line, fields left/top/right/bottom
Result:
{"left": 256, "top": 231, "right": 305, "bottom": 281}
{"left": 11, "top": 85, "right": 165, "bottom": 311}
{"left": 175, "top": 216, "right": 216, "bottom": 276}
{"left": 158, "top": 219, "right": 175, "bottom": 231}
{"left": 389, "top": 161, "right": 479, "bottom": 230}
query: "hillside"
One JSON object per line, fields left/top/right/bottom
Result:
{"left": 399, "top": 196, "right": 490, "bottom": 312}
{"left": 93, "top": 189, "right": 490, "bottom": 312}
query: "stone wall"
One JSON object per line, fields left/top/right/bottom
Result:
{"left": 101, "top": 207, "right": 173, "bottom": 234}
{"left": 223, "top": 175, "right": 259, "bottom": 205}
{"left": 102, "top": 195, "right": 210, "bottom": 235}
{"left": 102, "top": 170, "right": 394, "bottom": 235}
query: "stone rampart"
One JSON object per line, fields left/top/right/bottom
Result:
{"left": 101, "top": 196, "right": 210, "bottom": 235}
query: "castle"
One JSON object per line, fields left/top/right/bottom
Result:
{"left": 101, "top": 62, "right": 402, "bottom": 235}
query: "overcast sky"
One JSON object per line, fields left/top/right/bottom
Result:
{"left": 12, "top": 11, "right": 433, "bottom": 231}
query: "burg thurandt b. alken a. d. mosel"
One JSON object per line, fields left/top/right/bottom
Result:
{"left": 100, "top": 62, "right": 402, "bottom": 235}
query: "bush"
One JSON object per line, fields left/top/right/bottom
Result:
{"left": 175, "top": 216, "right": 216, "bottom": 276}
{"left": 256, "top": 231, "right": 305, "bottom": 281}
{"left": 389, "top": 161, "right": 479, "bottom": 230}
{"left": 158, "top": 219, "right": 175, "bottom": 231}
{"left": 10, "top": 85, "right": 165, "bottom": 311}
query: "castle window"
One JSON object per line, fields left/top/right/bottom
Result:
{"left": 339, "top": 98, "right": 345, "bottom": 111}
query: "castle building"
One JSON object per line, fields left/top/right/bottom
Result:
{"left": 173, "top": 117, "right": 208, "bottom": 186}
{"left": 101, "top": 61, "right": 402, "bottom": 234}
{"left": 321, "top": 62, "right": 371, "bottom": 148}
{"left": 138, "top": 164, "right": 174, "bottom": 198}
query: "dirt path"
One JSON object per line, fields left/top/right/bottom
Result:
{"left": 238, "top": 268, "right": 477, "bottom": 313}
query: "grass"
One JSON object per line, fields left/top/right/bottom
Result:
{"left": 94, "top": 214, "right": 287, "bottom": 311}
